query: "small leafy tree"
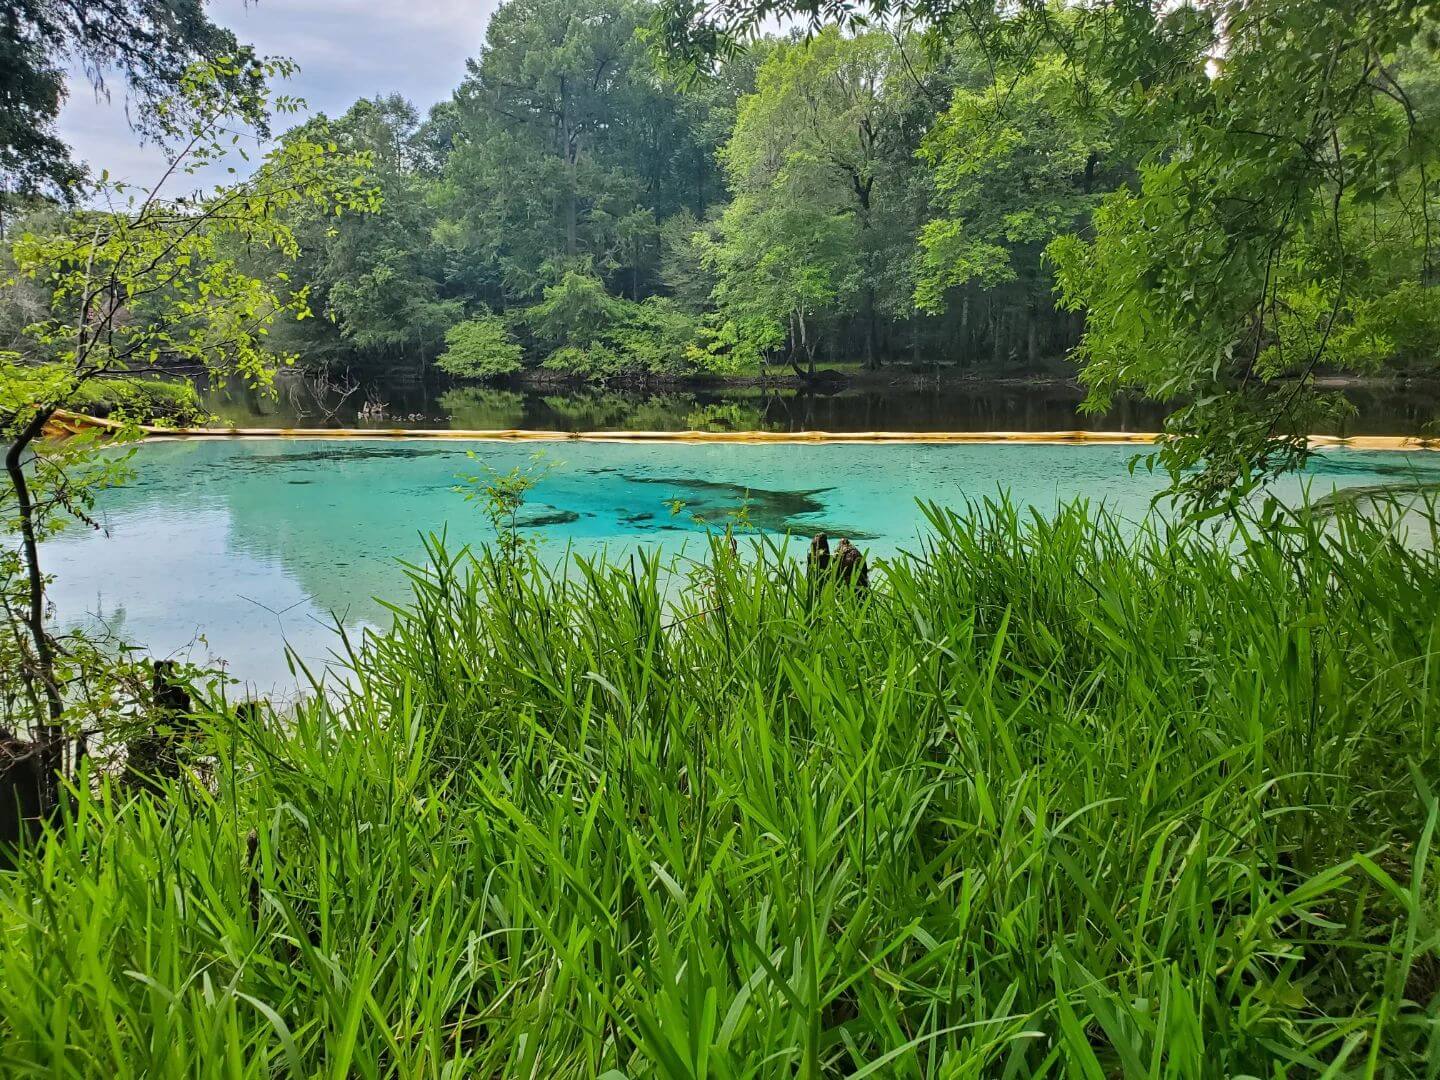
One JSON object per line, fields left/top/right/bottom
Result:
{"left": 455, "top": 450, "right": 556, "bottom": 563}
{"left": 0, "top": 56, "right": 377, "bottom": 784}
{"left": 606, "top": 297, "right": 702, "bottom": 376}
{"left": 435, "top": 315, "right": 524, "bottom": 380}
{"left": 520, "top": 269, "right": 706, "bottom": 379}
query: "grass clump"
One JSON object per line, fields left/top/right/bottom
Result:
{"left": 1, "top": 499, "right": 1438, "bottom": 1076}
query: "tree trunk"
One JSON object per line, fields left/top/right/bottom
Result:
{"left": 4, "top": 406, "right": 64, "bottom": 796}
{"left": 862, "top": 284, "right": 880, "bottom": 371}
{"left": 789, "top": 310, "right": 817, "bottom": 380}
{"left": 565, "top": 157, "right": 579, "bottom": 257}
{"left": 959, "top": 294, "right": 970, "bottom": 370}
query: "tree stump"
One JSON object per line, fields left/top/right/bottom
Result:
{"left": 808, "top": 533, "right": 831, "bottom": 577}
{"left": 834, "top": 538, "right": 869, "bottom": 590}
{"left": 810, "top": 533, "right": 868, "bottom": 591}
{"left": 125, "top": 660, "right": 195, "bottom": 793}
{"left": 0, "top": 730, "right": 45, "bottom": 867}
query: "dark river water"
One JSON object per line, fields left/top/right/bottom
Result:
{"left": 203, "top": 377, "right": 1440, "bottom": 435}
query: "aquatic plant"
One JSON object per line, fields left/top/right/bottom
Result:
{"left": 0, "top": 499, "right": 1437, "bottom": 1075}
{"left": 454, "top": 448, "right": 557, "bottom": 563}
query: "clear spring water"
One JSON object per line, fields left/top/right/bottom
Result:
{"left": 42, "top": 438, "right": 1440, "bottom": 693}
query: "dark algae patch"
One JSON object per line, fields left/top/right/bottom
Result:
{"left": 620, "top": 474, "right": 877, "bottom": 539}
{"left": 514, "top": 506, "right": 581, "bottom": 529}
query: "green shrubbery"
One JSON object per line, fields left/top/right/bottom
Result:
{"left": 522, "top": 271, "right": 705, "bottom": 381}
{"left": 1, "top": 499, "right": 1437, "bottom": 1075}
{"left": 433, "top": 279, "right": 709, "bottom": 384}
{"left": 72, "top": 376, "right": 208, "bottom": 426}
{"left": 433, "top": 315, "right": 524, "bottom": 380}
{"left": 0, "top": 366, "right": 208, "bottom": 427}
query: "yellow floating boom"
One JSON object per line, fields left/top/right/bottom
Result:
{"left": 41, "top": 409, "right": 1440, "bottom": 451}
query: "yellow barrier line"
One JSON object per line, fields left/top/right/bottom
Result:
{"left": 44, "top": 410, "right": 1440, "bottom": 451}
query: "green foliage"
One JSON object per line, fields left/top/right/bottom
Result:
{"left": 222, "top": 1, "right": 1111, "bottom": 384}
{"left": 251, "top": 94, "right": 460, "bottom": 370}
{"left": 454, "top": 448, "right": 556, "bottom": 561}
{"left": 523, "top": 270, "right": 632, "bottom": 351}
{"left": 606, "top": 296, "right": 703, "bottom": 376}
{"left": 0, "top": 364, "right": 203, "bottom": 428}
{"left": 657, "top": 0, "right": 1440, "bottom": 496}
{"left": 1043, "top": 5, "right": 1440, "bottom": 505}
{"left": 55, "top": 2, "right": 1181, "bottom": 389}
{"left": 71, "top": 375, "right": 206, "bottom": 426}
{"left": 436, "top": 0, "right": 728, "bottom": 304}
{"left": 0, "top": 0, "right": 248, "bottom": 198}
{"left": 519, "top": 270, "right": 706, "bottom": 379}
{"left": 723, "top": 27, "right": 934, "bottom": 368}
{"left": 434, "top": 316, "right": 524, "bottom": 380}
{"left": 6, "top": 59, "right": 378, "bottom": 400}
{"left": 699, "top": 192, "right": 857, "bottom": 373}
{"left": 2, "top": 499, "right": 1438, "bottom": 1073}
{"left": 916, "top": 53, "right": 1120, "bottom": 315}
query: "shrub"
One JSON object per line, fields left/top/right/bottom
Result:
{"left": 434, "top": 315, "right": 523, "bottom": 380}
{"left": 73, "top": 373, "right": 207, "bottom": 426}
{"left": 607, "top": 297, "right": 701, "bottom": 376}
{"left": 520, "top": 272, "right": 706, "bottom": 380}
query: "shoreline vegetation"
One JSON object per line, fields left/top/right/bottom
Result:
{"left": 54, "top": 367, "right": 1440, "bottom": 442}
{"left": 2, "top": 501, "right": 1437, "bottom": 1074}
{"left": 477, "top": 368, "right": 1440, "bottom": 396}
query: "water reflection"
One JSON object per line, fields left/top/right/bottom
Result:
{"left": 202, "top": 377, "right": 1440, "bottom": 436}
{"left": 45, "top": 436, "right": 1440, "bottom": 694}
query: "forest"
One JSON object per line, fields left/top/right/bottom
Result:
{"left": 222, "top": 1, "right": 1122, "bottom": 382}
{"left": 3, "top": 0, "right": 1123, "bottom": 384}
{"left": 232, "top": 0, "right": 1440, "bottom": 412}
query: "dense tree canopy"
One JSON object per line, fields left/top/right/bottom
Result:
{"left": 180, "top": 0, "right": 1123, "bottom": 384}
{"left": 7, "top": 0, "right": 1440, "bottom": 497}
{"left": 1, "top": 0, "right": 1144, "bottom": 386}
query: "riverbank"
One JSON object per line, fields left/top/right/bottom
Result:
{"left": 46, "top": 408, "right": 1440, "bottom": 451}
{"left": 501, "top": 364, "right": 1440, "bottom": 393}
{"left": 501, "top": 362, "right": 1085, "bottom": 392}
{"left": 191, "top": 371, "right": 1440, "bottom": 438}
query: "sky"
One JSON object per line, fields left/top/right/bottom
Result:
{"left": 57, "top": 0, "right": 505, "bottom": 187}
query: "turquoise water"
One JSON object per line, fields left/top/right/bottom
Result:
{"left": 43, "top": 438, "right": 1440, "bottom": 692}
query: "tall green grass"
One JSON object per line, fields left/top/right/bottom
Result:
{"left": 1, "top": 499, "right": 1437, "bottom": 1076}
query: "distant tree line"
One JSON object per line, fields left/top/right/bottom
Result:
{"left": 180, "top": 0, "right": 1136, "bottom": 382}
